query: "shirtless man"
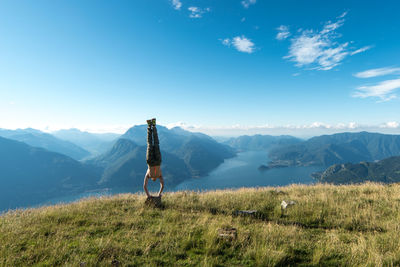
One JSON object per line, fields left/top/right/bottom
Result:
{"left": 143, "top": 118, "right": 164, "bottom": 198}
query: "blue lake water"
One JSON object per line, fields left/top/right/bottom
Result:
{"left": 174, "top": 150, "right": 323, "bottom": 191}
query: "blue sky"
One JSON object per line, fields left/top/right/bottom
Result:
{"left": 0, "top": 0, "right": 400, "bottom": 136}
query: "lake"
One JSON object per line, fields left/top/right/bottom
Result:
{"left": 174, "top": 150, "right": 323, "bottom": 191}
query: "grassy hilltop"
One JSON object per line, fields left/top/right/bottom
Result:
{"left": 2, "top": 183, "right": 400, "bottom": 266}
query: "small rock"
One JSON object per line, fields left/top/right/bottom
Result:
{"left": 145, "top": 196, "right": 163, "bottom": 208}
{"left": 274, "top": 189, "right": 288, "bottom": 195}
{"left": 234, "top": 210, "right": 258, "bottom": 216}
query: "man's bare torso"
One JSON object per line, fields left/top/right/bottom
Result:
{"left": 147, "top": 165, "right": 162, "bottom": 180}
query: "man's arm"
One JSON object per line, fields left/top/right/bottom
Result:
{"left": 158, "top": 176, "right": 164, "bottom": 197}
{"left": 143, "top": 173, "right": 151, "bottom": 197}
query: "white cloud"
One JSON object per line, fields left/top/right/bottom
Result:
{"left": 282, "top": 13, "right": 372, "bottom": 70}
{"left": 276, "top": 25, "right": 290, "bottom": 40}
{"left": 354, "top": 67, "right": 400, "bottom": 78}
{"left": 171, "top": 0, "right": 182, "bottom": 10}
{"left": 233, "top": 36, "right": 255, "bottom": 53}
{"left": 337, "top": 11, "right": 348, "bottom": 19}
{"left": 221, "top": 38, "right": 231, "bottom": 46}
{"left": 353, "top": 78, "right": 400, "bottom": 101}
{"left": 241, "top": 0, "right": 256, "bottom": 8}
{"left": 188, "top": 6, "right": 210, "bottom": 18}
{"left": 350, "top": 45, "right": 373, "bottom": 55}
{"left": 380, "top": 121, "right": 400, "bottom": 128}
{"left": 221, "top": 36, "right": 255, "bottom": 53}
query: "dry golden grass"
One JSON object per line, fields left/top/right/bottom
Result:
{"left": 1, "top": 182, "right": 400, "bottom": 266}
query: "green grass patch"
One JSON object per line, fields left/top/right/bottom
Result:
{"left": 2, "top": 182, "right": 400, "bottom": 266}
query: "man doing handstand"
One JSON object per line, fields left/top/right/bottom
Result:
{"left": 143, "top": 118, "right": 164, "bottom": 198}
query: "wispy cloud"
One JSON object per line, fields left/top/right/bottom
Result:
{"left": 241, "top": 0, "right": 256, "bottom": 8}
{"left": 221, "top": 38, "right": 230, "bottom": 46}
{"left": 188, "top": 6, "right": 210, "bottom": 18}
{"left": 280, "top": 12, "right": 371, "bottom": 70}
{"left": 221, "top": 35, "right": 255, "bottom": 53}
{"left": 350, "top": 45, "right": 373, "bottom": 55}
{"left": 276, "top": 25, "right": 290, "bottom": 40}
{"left": 354, "top": 67, "right": 400, "bottom": 78}
{"left": 337, "top": 11, "right": 348, "bottom": 19}
{"left": 171, "top": 0, "right": 182, "bottom": 10}
{"left": 353, "top": 78, "right": 400, "bottom": 101}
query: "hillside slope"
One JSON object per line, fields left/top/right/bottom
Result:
{"left": 2, "top": 183, "right": 400, "bottom": 266}
{"left": 0, "top": 136, "right": 99, "bottom": 211}
{"left": 312, "top": 156, "right": 400, "bottom": 184}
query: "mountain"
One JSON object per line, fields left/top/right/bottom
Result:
{"left": 87, "top": 138, "right": 192, "bottom": 188}
{"left": 0, "top": 128, "right": 90, "bottom": 160}
{"left": 52, "top": 128, "right": 120, "bottom": 156}
{"left": 88, "top": 125, "right": 236, "bottom": 188}
{"left": 0, "top": 136, "right": 100, "bottom": 211}
{"left": 312, "top": 156, "right": 400, "bottom": 184}
{"left": 224, "top": 134, "right": 302, "bottom": 151}
{"left": 267, "top": 132, "right": 400, "bottom": 167}
{"left": 120, "top": 125, "right": 236, "bottom": 177}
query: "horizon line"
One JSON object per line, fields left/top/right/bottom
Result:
{"left": 1, "top": 121, "right": 400, "bottom": 138}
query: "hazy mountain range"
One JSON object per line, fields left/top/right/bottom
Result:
{"left": 267, "top": 132, "right": 400, "bottom": 167}
{"left": 224, "top": 134, "right": 302, "bottom": 151}
{"left": 52, "top": 128, "right": 120, "bottom": 156}
{"left": 0, "top": 128, "right": 91, "bottom": 160}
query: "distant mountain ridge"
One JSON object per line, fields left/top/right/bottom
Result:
{"left": 312, "top": 156, "right": 400, "bottom": 184}
{"left": 52, "top": 128, "right": 119, "bottom": 156}
{"left": 0, "top": 136, "right": 99, "bottom": 211}
{"left": 224, "top": 134, "right": 302, "bottom": 151}
{"left": 0, "top": 128, "right": 90, "bottom": 160}
{"left": 267, "top": 132, "right": 400, "bottom": 167}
